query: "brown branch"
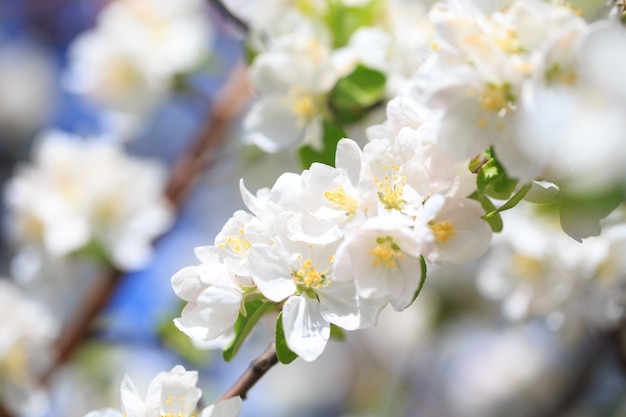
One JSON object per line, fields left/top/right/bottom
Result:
{"left": 207, "top": 0, "right": 249, "bottom": 34}
{"left": 218, "top": 343, "right": 279, "bottom": 401}
{"left": 38, "top": 61, "right": 251, "bottom": 386}
{"left": 0, "top": 403, "right": 12, "bottom": 417}
{"left": 165, "top": 61, "right": 251, "bottom": 206}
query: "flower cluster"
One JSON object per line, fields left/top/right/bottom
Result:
{"left": 84, "top": 365, "right": 242, "bottom": 417}
{"left": 235, "top": 0, "right": 433, "bottom": 152}
{"left": 477, "top": 202, "right": 626, "bottom": 333}
{"left": 172, "top": 97, "right": 492, "bottom": 361}
{"left": 4, "top": 130, "right": 173, "bottom": 271}
{"left": 65, "top": 0, "right": 214, "bottom": 137}
{"left": 414, "top": 0, "right": 626, "bottom": 237}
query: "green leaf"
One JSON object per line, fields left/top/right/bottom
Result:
{"left": 476, "top": 158, "right": 519, "bottom": 200}
{"left": 330, "top": 324, "right": 346, "bottom": 341}
{"left": 298, "top": 119, "right": 347, "bottom": 169}
{"left": 470, "top": 191, "right": 503, "bottom": 233}
{"left": 324, "top": 0, "right": 384, "bottom": 48}
{"left": 222, "top": 299, "right": 274, "bottom": 362}
{"left": 496, "top": 182, "right": 532, "bottom": 213}
{"left": 275, "top": 312, "right": 298, "bottom": 364}
{"left": 408, "top": 256, "right": 428, "bottom": 307}
{"left": 328, "top": 64, "right": 386, "bottom": 124}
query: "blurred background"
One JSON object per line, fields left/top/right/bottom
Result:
{"left": 0, "top": 0, "right": 625, "bottom": 417}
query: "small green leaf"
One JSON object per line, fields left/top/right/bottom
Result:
{"left": 408, "top": 256, "right": 428, "bottom": 307}
{"left": 476, "top": 158, "right": 518, "bottom": 200}
{"left": 470, "top": 191, "right": 503, "bottom": 233}
{"left": 275, "top": 312, "right": 298, "bottom": 364}
{"left": 223, "top": 299, "right": 274, "bottom": 362}
{"left": 328, "top": 64, "right": 386, "bottom": 124}
{"left": 330, "top": 324, "right": 346, "bottom": 341}
{"left": 496, "top": 182, "right": 532, "bottom": 213}
{"left": 324, "top": 0, "right": 384, "bottom": 48}
{"left": 298, "top": 119, "right": 347, "bottom": 169}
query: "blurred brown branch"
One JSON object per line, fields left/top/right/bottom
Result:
{"left": 218, "top": 343, "right": 279, "bottom": 401}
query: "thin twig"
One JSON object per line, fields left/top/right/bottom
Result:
{"left": 166, "top": 61, "right": 251, "bottom": 206}
{"left": 218, "top": 343, "right": 279, "bottom": 401}
{"left": 207, "top": 0, "right": 250, "bottom": 34}
{"left": 38, "top": 61, "right": 251, "bottom": 387}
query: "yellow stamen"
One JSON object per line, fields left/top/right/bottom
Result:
{"left": 368, "top": 236, "right": 403, "bottom": 268}
{"left": 374, "top": 164, "right": 407, "bottom": 210}
{"left": 292, "top": 258, "right": 331, "bottom": 289}
{"left": 430, "top": 221, "right": 455, "bottom": 242}
{"left": 324, "top": 185, "right": 358, "bottom": 214}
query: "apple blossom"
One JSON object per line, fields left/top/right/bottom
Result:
{"left": 4, "top": 130, "right": 173, "bottom": 270}
{"left": 83, "top": 365, "right": 242, "bottom": 417}
{"left": 65, "top": 0, "right": 214, "bottom": 137}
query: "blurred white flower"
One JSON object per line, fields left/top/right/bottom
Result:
{"left": 65, "top": 0, "right": 214, "bottom": 138}
{"left": 4, "top": 130, "right": 173, "bottom": 271}
{"left": 0, "top": 279, "right": 59, "bottom": 416}
{"left": 244, "top": 33, "right": 338, "bottom": 152}
{"left": 476, "top": 202, "right": 623, "bottom": 332}
{"left": 84, "top": 365, "right": 242, "bottom": 417}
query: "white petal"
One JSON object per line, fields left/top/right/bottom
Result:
{"left": 282, "top": 296, "right": 330, "bottom": 362}
{"left": 119, "top": 375, "right": 146, "bottom": 417}
{"left": 317, "top": 281, "right": 361, "bottom": 330}
{"left": 243, "top": 95, "right": 304, "bottom": 153}
{"left": 201, "top": 397, "right": 243, "bottom": 417}
{"left": 248, "top": 245, "right": 296, "bottom": 302}
{"left": 171, "top": 266, "right": 204, "bottom": 301}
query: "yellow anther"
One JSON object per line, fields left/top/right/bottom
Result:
{"left": 220, "top": 229, "right": 251, "bottom": 254}
{"left": 374, "top": 165, "right": 407, "bottom": 210}
{"left": 292, "top": 95, "right": 316, "bottom": 117}
{"left": 480, "top": 85, "right": 509, "bottom": 112}
{"left": 430, "top": 221, "right": 455, "bottom": 242}
{"left": 292, "top": 257, "right": 331, "bottom": 289}
{"left": 431, "top": 40, "right": 440, "bottom": 51}
{"left": 324, "top": 185, "right": 359, "bottom": 214}
{"left": 368, "top": 236, "right": 403, "bottom": 268}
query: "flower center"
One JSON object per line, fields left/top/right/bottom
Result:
{"left": 480, "top": 84, "right": 511, "bottom": 113}
{"left": 292, "top": 257, "right": 332, "bottom": 289}
{"left": 430, "top": 221, "right": 455, "bottom": 242}
{"left": 285, "top": 86, "right": 318, "bottom": 122}
{"left": 545, "top": 63, "right": 577, "bottom": 85}
{"left": 368, "top": 236, "right": 404, "bottom": 268}
{"left": 161, "top": 395, "right": 197, "bottom": 417}
{"left": 374, "top": 164, "right": 407, "bottom": 210}
{"left": 324, "top": 185, "right": 358, "bottom": 215}
{"left": 218, "top": 228, "right": 251, "bottom": 254}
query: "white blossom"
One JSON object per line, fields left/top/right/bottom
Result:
{"left": 171, "top": 247, "right": 243, "bottom": 344}
{"left": 65, "top": 0, "right": 214, "bottom": 137}
{"left": 83, "top": 365, "right": 242, "bottom": 417}
{"left": 0, "top": 279, "right": 59, "bottom": 416}
{"left": 4, "top": 130, "right": 173, "bottom": 270}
